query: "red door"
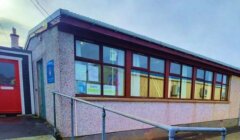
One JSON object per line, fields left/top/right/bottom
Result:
{"left": 0, "top": 58, "right": 21, "bottom": 114}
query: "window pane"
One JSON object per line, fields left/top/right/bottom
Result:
{"left": 170, "top": 63, "right": 181, "bottom": 75}
{"left": 223, "top": 75, "right": 227, "bottom": 84}
{"left": 150, "top": 57, "right": 164, "bottom": 73}
{"left": 216, "top": 73, "right": 222, "bottom": 82}
{"left": 181, "top": 78, "right": 191, "bottom": 99}
{"left": 0, "top": 62, "right": 15, "bottom": 86}
{"left": 168, "top": 76, "right": 181, "bottom": 98}
{"left": 131, "top": 70, "right": 148, "bottom": 97}
{"left": 75, "top": 61, "right": 101, "bottom": 95}
{"left": 103, "top": 46, "right": 125, "bottom": 66}
{"left": 133, "top": 54, "right": 148, "bottom": 69}
{"left": 214, "top": 84, "right": 221, "bottom": 100}
{"left": 204, "top": 82, "right": 212, "bottom": 100}
{"left": 205, "top": 71, "right": 213, "bottom": 82}
{"left": 221, "top": 85, "right": 227, "bottom": 101}
{"left": 182, "top": 65, "right": 192, "bottom": 78}
{"left": 103, "top": 66, "right": 124, "bottom": 96}
{"left": 194, "top": 81, "right": 204, "bottom": 99}
{"left": 149, "top": 73, "right": 164, "bottom": 98}
{"left": 76, "top": 41, "right": 99, "bottom": 60}
{"left": 196, "top": 69, "right": 204, "bottom": 79}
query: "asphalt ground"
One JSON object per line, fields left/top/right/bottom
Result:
{"left": 0, "top": 115, "right": 54, "bottom": 140}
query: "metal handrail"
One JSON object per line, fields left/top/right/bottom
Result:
{"left": 52, "top": 91, "right": 227, "bottom": 140}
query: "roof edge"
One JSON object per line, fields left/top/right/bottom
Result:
{"left": 24, "top": 9, "right": 240, "bottom": 72}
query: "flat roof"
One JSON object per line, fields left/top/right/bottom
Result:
{"left": 25, "top": 9, "right": 240, "bottom": 71}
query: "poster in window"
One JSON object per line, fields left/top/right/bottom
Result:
{"left": 76, "top": 81, "right": 86, "bottom": 93}
{"left": 110, "top": 49, "right": 117, "bottom": 62}
{"left": 75, "top": 62, "right": 87, "bottom": 81}
{"left": 47, "top": 60, "right": 55, "bottom": 84}
{"left": 88, "top": 65, "right": 99, "bottom": 82}
{"left": 87, "top": 83, "right": 100, "bottom": 95}
{"left": 104, "top": 85, "right": 116, "bottom": 95}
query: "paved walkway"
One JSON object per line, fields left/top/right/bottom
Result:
{"left": 0, "top": 116, "right": 55, "bottom": 140}
{"left": 207, "top": 132, "right": 240, "bottom": 140}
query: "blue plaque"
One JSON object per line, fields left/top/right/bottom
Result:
{"left": 47, "top": 60, "right": 55, "bottom": 83}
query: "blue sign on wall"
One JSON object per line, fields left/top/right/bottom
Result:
{"left": 47, "top": 60, "right": 55, "bottom": 84}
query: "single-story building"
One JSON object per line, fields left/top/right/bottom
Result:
{"left": 25, "top": 9, "right": 240, "bottom": 139}
{"left": 0, "top": 28, "right": 34, "bottom": 115}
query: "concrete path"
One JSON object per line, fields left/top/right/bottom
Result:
{"left": 10, "top": 135, "right": 55, "bottom": 140}
{"left": 207, "top": 132, "right": 240, "bottom": 140}
{"left": 0, "top": 116, "right": 55, "bottom": 140}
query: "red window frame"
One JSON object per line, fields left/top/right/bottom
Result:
{"left": 130, "top": 53, "right": 165, "bottom": 98}
{"left": 75, "top": 39, "right": 126, "bottom": 97}
{"left": 168, "top": 62, "right": 193, "bottom": 99}
{"left": 194, "top": 69, "right": 214, "bottom": 100}
{"left": 213, "top": 73, "right": 229, "bottom": 101}
{"left": 74, "top": 38, "right": 230, "bottom": 102}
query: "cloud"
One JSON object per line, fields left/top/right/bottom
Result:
{"left": 0, "top": 17, "right": 29, "bottom": 47}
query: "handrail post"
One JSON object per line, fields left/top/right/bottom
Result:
{"left": 168, "top": 127, "right": 175, "bottom": 140}
{"left": 102, "top": 107, "right": 106, "bottom": 140}
{"left": 221, "top": 129, "right": 227, "bottom": 140}
{"left": 53, "top": 92, "right": 57, "bottom": 136}
{"left": 71, "top": 98, "right": 75, "bottom": 140}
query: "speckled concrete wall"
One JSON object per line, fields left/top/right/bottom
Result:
{"left": 28, "top": 26, "right": 74, "bottom": 136}
{"left": 28, "top": 27, "right": 240, "bottom": 137}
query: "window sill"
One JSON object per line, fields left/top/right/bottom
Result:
{"left": 76, "top": 96, "right": 229, "bottom": 104}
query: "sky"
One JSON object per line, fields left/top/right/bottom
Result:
{"left": 0, "top": 0, "right": 240, "bottom": 68}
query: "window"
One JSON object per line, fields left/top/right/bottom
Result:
{"left": 168, "top": 63, "right": 192, "bottom": 99}
{"left": 150, "top": 57, "right": 164, "bottom": 73}
{"left": 131, "top": 70, "right": 148, "bottom": 97}
{"left": 0, "top": 62, "right": 15, "bottom": 86}
{"left": 170, "top": 63, "right": 181, "bottom": 75}
{"left": 149, "top": 57, "right": 165, "bottom": 98}
{"left": 131, "top": 54, "right": 165, "bottom": 98}
{"left": 75, "top": 40, "right": 125, "bottom": 96}
{"left": 133, "top": 54, "right": 148, "bottom": 69}
{"left": 214, "top": 74, "right": 228, "bottom": 101}
{"left": 74, "top": 40, "right": 230, "bottom": 102}
{"left": 103, "top": 46, "right": 125, "bottom": 66}
{"left": 75, "top": 61, "right": 101, "bottom": 95}
{"left": 194, "top": 69, "right": 213, "bottom": 100}
{"left": 76, "top": 41, "right": 99, "bottom": 60}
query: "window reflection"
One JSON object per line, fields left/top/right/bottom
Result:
{"left": 150, "top": 57, "right": 164, "bottom": 73}
{"left": 103, "top": 46, "right": 125, "bottom": 66}
{"left": 76, "top": 41, "right": 99, "bottom": 60}
{"left": 181, "top": 78, "right": 191, "bottom": 99}
{"left": 196, "top": 69, "right": 204, "bottom": 79}
{"left": 170, "top": 63, "right": 181, "bottom": 75}
{"left": 103, "top": 66, "right": 124, "bottom": 96}
{"left": 133, "top": 54, "right": 148, "bottom": 69}
{"left": 131, "top": 70, "right": 148, "bottom": 97}
{"left": 182, "top": 65, "right": 192, "bottom": 78}
{"left": 214, "top": 84, "right": 221, "bottom": 100}
{"left": 149, "top": 73, "right": 164, "bottom": 98}
{"left": 204, "top": 82, "right": 212, "bottom": 100}
{"left": 221, "top": 85, "right": 227, "bottom": 100}
{"left": 168, "top": 76, "right": 181, "bottom": 98}
{"left": 0, "top": 62, "right": 15, "bottom": 86}
{"left": 195, "top": 81, "right": 204, "bottom": 99}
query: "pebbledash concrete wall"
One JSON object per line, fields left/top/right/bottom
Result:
{"left": 28, "top": 26, "right": 240, "bottom": 137}
{"left": 28, "top": 26, "right": 75, "bottom": 136}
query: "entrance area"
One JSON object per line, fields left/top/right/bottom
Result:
{"left": 37, "top": 59, "right": 46, "bottom": 119}
{"left": 0, "top": 58, "right": 21, "bottom": 114}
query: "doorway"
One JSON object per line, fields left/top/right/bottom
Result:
{"left": 37, "top": 59, "right": 46, "bottom": 119}
{"left": 0, "top": 58, "right": 21, "bottom": 114}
